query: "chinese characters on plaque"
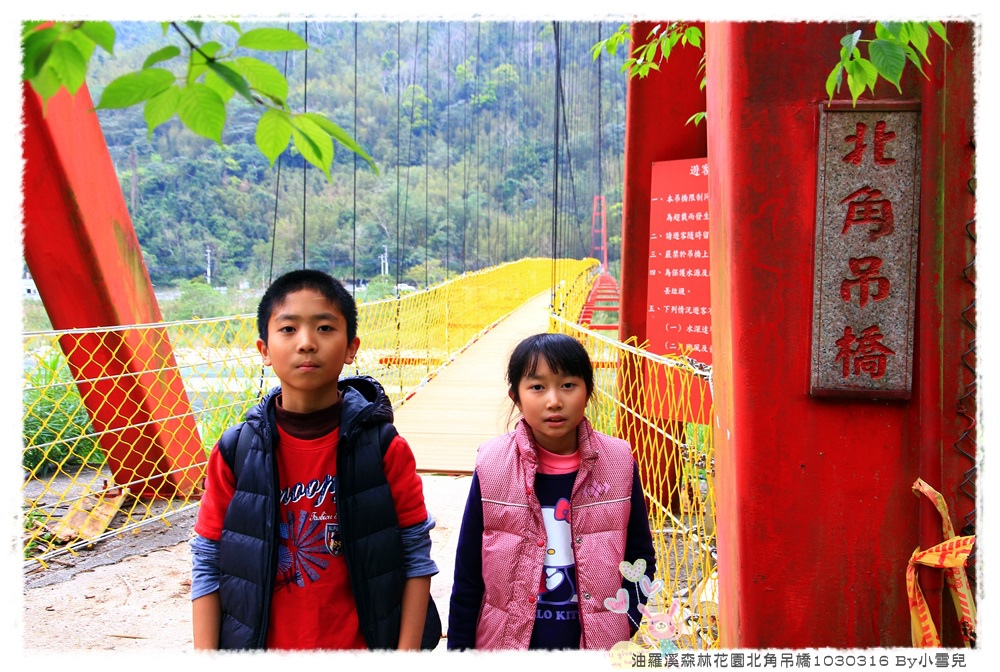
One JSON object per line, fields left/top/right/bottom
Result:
{"left": 811, "top": 105, "right": 920, "bottom": 398}
{"left": 647, "top": 159, "right": 713, "bottom": 366}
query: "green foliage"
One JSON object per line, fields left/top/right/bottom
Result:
{"left": 161, "top": 279, "right": 233, "bottom": 320}
{"left": 594, "top": 21, "right": 949, "bottom": 123}
{"left": 591, "top": 22, "right": 705, "bottom": 126}
{"left": 22, "top": 349, "right": 104, "bottom": 476}
{"left": 591, "top": 22, "right": 702, "bottom": 80}
{"left": 21, "top": 20, "right": 377, "bottom": 180}
{"left": 22, "top": 20, "right": 116, "bottom": 103}
{"left": 22, "top": 301, "right": 54, "bottom": 332}
{"left": 360, "top": 274, "right": 396, "bottom": 301}
{"left": 43, "top": 22, "right": 624, "bottom": 290}
{"left": 827, "top": 21, "right": 948, "bottom": 105}
{"left": 196, "top": 387, "right": 259, "bottom": 454}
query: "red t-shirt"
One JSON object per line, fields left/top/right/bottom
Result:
{"left": 195, "top": 422, "right": 427, "bottom": 650}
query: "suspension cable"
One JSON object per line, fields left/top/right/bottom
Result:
{"left": 301, "top": 21, "right": 309, "bottom": 270}
{"left": 425, "top": 22, "right": 430, "bottom": 287}
{"left": 445, "top": 22, "right": 451, "bottom": 278}
{"left": 474, "top": 22, "right": 482, "bottom": 269}
{"left": 400, "top": 22, "right": 421, "bottom": 288}
{"left": 352, "top": 22, "right": 358, "bottom": 299}
{"left": 550, "top": 20, "right": 561, "bottom": 304}
{"left": 396, "top": 21, "right": 402, "bottom": 287}
{"left": 267, "top": 23, "right": 293, "bottom": 287}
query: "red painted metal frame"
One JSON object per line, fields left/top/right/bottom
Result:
{"left": 619, "top": 20, "right": 708, "bottom": 517}
{"left": 22, "top": 82, "right": 204, "bottom": 498}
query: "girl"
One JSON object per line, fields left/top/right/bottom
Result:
{"left": 447, "top": 332, "right": 657, "bottom": 650}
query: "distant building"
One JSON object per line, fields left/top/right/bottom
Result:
{"left": 23, "top": 277, "right": 40, "bottom": 300}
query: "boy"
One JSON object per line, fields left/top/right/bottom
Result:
{"left": 190, "top": 269, "right": 439, "bottom": 650}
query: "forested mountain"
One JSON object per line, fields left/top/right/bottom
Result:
{"left": 86, "top": 21, "right": 628, "bottom": 290}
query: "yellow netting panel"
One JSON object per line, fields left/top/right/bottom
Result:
{"left": 22, "top": 258, "right": 719, "bottom": 647}
{"left": 20, "top": 258, "right": 593, "bottom": 569}
{"left": 551, "top": 315, "right": 719, "bottom": 650}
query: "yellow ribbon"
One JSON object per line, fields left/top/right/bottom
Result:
{"left": 907, "top": 478, "right": 977, "bottom": 647}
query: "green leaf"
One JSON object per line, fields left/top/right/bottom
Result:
{"left": 907, "top": 21, "right": 930, "bottom": 62}
{"left": 642, "top": 40, "right": 658, "bottom": 63}
{"left": 192, "top": 41, "right": 223, "bottom": 62}
{"left": 840, "top": 30, "right": 862, "bottom": 61}
{"left": 184, "top": 21, "right": 205, "bottom": 40}
{"left": 63, "top": 29, "right": 97, "bottom": 62}
{"left": 298, "top": 112, "right": 378, "bottom": 174}
{"left": 143, "top": 85, "right": 179, "bottom": 136}
{"left": 21, "top": 26, "right": 60, "bottom": 79}
{"left": 845, "top": 60, "right": 868, "bottom": 104}
{"left": 30, "top": 65, "right": 62, "bottom": 103}
{"left": 825, "top": 64, "right": 843, "bottom": 99}
{"left": 79, "top": 21, "right": 115, "bottom": 53}
{"left": 900, "top": 43, "right": 928, "bottom": 79}
{"left": 203, "top": 69, "right": 235, "bottom": 104}
{"left": 237, "top": 28, "right": 307, "bottom": 51}
{"left": 233, "top": 56, "right": 287, "bottom": 105}
{"left": 856, "top": 57, "right": 879, "bottom": 88}
{"left": 177, "top": 83, "right": 226, "bottom": 144}
{"left": 188, "top": 42, "right": 222, "bottom": 85}
{"left": 660, "top": 36, "right": 673, "bottom": 61}
{"left": 880, "top": 22, "right": 906, "bottom": 42}
{"left": 255, "top": 109, "right": 293, "bottom": 165}
{"left": 223, "top": 21, "right": 242, "bottom": 34}
{"left": 143, "top": 45, "right": 181, "bottom": 69}
{"left": 869, "top": 39, "right": 906, "bottom": 91}
{"left": 21, "top": 21, "right": 47, "bottom": 39}
{"left": 205, "top": 61, "right": 255, "bottom": 104}
{"left": 929, "top": 21, "right": 949, "bottom": 45}
{"left": 685, "top": 111, "right": 706, "bottom": 127}
{"left": 291, "top": 115, "right": 333, "bottom": 180}
{"left": 49, "top": 40, "right": 87, "bottom": 94}
{"left": 684, "top": 26, "right": 702, "bottom": 49}
{"left": 96, "top": 68, "right": 175, "bottom": 109}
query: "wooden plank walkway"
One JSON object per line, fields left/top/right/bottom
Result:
{"left": 393, "top": 291, "right": 552, "bottom": 474}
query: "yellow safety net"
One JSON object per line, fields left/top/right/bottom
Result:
{"left": 22, "top": 258, "right": 718, "bottom": 649}
{"left": 21, "top": 258, "right": 595, "bottom": 568}
{"left": 552, "top": 285, "right": 718, "bottom": 649}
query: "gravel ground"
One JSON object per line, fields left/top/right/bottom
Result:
{"left": 20, "top": 474, "right": 472, "bottom": 653}
{"left": 17, "top": 473, "right": 640, "bottom": 671}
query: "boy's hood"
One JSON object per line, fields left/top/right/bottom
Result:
{"left": 338, "top": 375, "right": 394, "bottom": 430}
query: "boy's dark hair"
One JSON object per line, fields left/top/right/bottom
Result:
{"left": 506, "top": 332, "right": 594, "bottom": 403}
{"left": 257, "top": 269, "right": 358, "bottom": 344}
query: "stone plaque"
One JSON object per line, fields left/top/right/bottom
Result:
{"left": 811, "top": 103, "right": 920, "bottom": 398}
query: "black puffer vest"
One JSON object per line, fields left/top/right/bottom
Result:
{"left": 215, "top": 375, "right": 438, "bottom": 650}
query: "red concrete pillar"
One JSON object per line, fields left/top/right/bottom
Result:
{"left": 22, "top": 81, "right": 204, "bottom": 498}
{"left": 919, "top": 23, "right": 978, "bottom": 646}
{"left": 619, "top": 22, "right": 707, "bottom": 511}
{"left": 706, "top": 22, "right": 976, "bottom": 647}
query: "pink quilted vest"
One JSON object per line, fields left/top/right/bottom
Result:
{"left": 473, "top": 417, "right": 636, "bottom": 649}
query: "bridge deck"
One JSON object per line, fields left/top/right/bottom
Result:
{"left": 392, "top": 291, "right": 552, "bottom": 474}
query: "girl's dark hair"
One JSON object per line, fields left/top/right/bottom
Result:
{"left": 506, "top": 333, "right": 594, "bottom": 403}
